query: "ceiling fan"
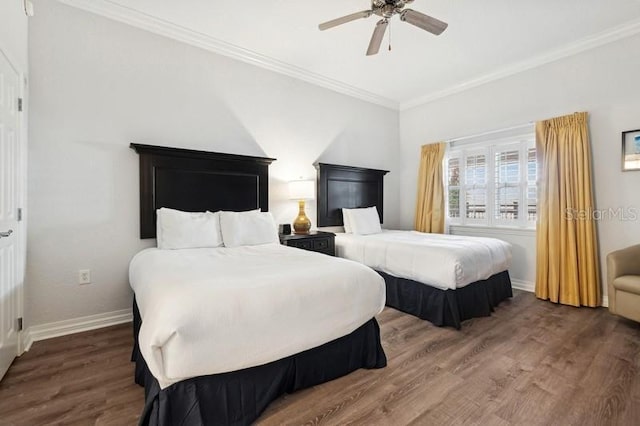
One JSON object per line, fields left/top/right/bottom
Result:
{"left": 319, "top": 0, "right": 448, "bottom": 56}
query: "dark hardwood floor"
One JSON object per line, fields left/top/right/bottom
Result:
{"left": 0, "top": 291, "right": 638, "bottom": 425}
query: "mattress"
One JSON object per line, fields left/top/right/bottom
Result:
{"left": 129, "top": 244, "right": 386, "bottom": 389}
{"left": 335, "top": 230, "right": 512, "bottom": 290}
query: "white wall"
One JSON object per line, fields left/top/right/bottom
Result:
{"left": 26, "top": 0, "right": 400, "bottom": 327}
{"left": 0, "top": 0, "right": 28, "bottom": 71}
{"left": 400, "top": 34, "right": 640, "bottom": 297}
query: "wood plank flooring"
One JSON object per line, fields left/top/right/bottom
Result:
{"left": 0, "top": 291, "right": 639, "bottom": 425}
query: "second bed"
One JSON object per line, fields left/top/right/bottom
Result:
{"left": 335, "top": 229, "right": 513, "bottom": 329}
{"left": 316, "top": 162, "right": 513, "bottom": 329}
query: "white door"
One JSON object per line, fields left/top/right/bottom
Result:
{"left": 0, "top": 49, "right": 22, "bottom": 380}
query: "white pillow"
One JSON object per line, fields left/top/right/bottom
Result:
{"left": 219, "top": 210, "right": 279, "bottom": 248}
{"left": 156, "top": 208, "right": 223, "bottom": 249}
{"left": 342, "top": 208, "right": 353, "bottom": 233}
{"left": 347, "top": 207, "right": 382, "bottom": 235}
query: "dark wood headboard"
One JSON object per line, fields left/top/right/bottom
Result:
{"left": 131, "top": 144, "right": 276, "bottom": 239}
{"left": 315, "top": 163, "right": 389, "bottom": 227}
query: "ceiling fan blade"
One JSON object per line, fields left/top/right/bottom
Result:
{"left": 400, "top": 9, "right": 448, "bottom": 35}
{"left": 319, "top": 10, "right": 372, "bottom": 31}
{"left": 366, "top": 19, "right": 389, "bottom": 56}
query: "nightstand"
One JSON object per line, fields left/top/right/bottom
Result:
{"left": 279, "top": 231, "right": 335, "bottom": 256}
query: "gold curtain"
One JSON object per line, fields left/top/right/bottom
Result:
{"left": 415, "top": 142, "right": 446, "bottom": 233}
{"left": 535, "top": 112, "right": 600, "bottom": 307}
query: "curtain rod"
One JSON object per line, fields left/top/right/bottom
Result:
{"left": 447, "top": 122, "right": 534, "bottom": 144}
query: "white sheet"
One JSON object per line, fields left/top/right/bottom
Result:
{"left": 129, "top": 244, "right": 385, "bottom": 389}
{"left": 335, "top": 230, "right": 512, "bottom": 290}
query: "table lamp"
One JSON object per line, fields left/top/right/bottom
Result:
{"left": 288, "top": 179, "right": 315, "bottom": 234}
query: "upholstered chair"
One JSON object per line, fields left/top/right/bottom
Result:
{"left": 607, "top": 244, "right": 640, "bottom": 322}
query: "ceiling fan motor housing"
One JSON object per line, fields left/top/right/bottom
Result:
{"left": 373, "top": 0, "right": 413, "bottom": 18}
{"left": 373, "top": 0, "right": 413, "bottom": 6}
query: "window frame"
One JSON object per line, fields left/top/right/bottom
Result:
{"left": 445, "top": 134, "right": 536, "bottom": 229}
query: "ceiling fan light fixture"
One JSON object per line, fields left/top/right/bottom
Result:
{"left": 319, "top": 0, "right": 448, "bottom": 55}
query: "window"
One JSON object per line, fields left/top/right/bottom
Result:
{"left": 446, "top": 135, "right": 536, "bottom": 228}
{"left": 526, "top": 147, "right": 537, "bottom": 222}
{"left": 464, "top": 152, "right": 487, "bottom": 222}
{"left": 447, "top": 157, "right": 460, "bottom": 218}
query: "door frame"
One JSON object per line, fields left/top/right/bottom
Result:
{"left": 16, "top": 67, "right": 26, "bottom": 355}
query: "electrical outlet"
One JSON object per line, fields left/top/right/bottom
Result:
{"left": 78, "top": 269, "right": 91, "bottom": 285}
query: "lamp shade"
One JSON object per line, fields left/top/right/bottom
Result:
{"left": 288, "top": 180, "right": 315, "bottom": 200}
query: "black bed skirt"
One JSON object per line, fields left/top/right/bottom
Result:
{"left": 131, "top": 301, "right": 386, "bottom": 426}
{"left": 381, "top": 270, "right": 513, "bottom": 329}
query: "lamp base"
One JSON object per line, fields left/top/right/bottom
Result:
{"left": 293, "top": 225, "right": 311, "bottom": 235}
{"left": 293, "top": 200, "right": 311, "bottom": 235}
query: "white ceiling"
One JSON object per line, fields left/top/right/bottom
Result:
{"left": 60, "top": 0, "right": 640, "bottom": 109}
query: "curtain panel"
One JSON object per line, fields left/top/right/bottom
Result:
{"left": 535, "top": 112, "right": 600, "bottom": 307}
{"left": 415, "top": 142, "right": 446, "bottom": 234}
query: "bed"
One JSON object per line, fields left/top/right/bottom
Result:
{"left": 129, "top": 145, "right": 387, "bottom": 425}
{"left": 316, "top": 162, "right": 514, "bottom": 329}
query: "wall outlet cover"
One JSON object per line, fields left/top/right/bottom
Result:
{"left": 78, "top": 269, "right": 91, "bottom": 285}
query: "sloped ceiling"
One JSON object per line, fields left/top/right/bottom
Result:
{"left": 58, "top": 0, "right": 640, "bottom": 109}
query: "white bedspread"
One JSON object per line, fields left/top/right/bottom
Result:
{"left": 129, "top": 244, "right": 385, "bottom": 389}
{"left": 335, "top": 230, "right": 512, "bottom": 290}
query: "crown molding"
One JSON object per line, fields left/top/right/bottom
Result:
{"left": 401, "top": 17, "right": 640, "bottom": 110}
{"left": 56, "top": 0, "right": 399, "bottom": 110}
{"left": 56, "top": 0, "right": 640, "bottom": 113}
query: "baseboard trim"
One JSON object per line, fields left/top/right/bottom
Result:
{"left": 511, "top": 279, "right": 535, "bottom": 293}
{"left": 510, "top": 279, "right": 609, "bottom": 308}
{"left": 22, "top": 309, "right": 132, "bottom": 352}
